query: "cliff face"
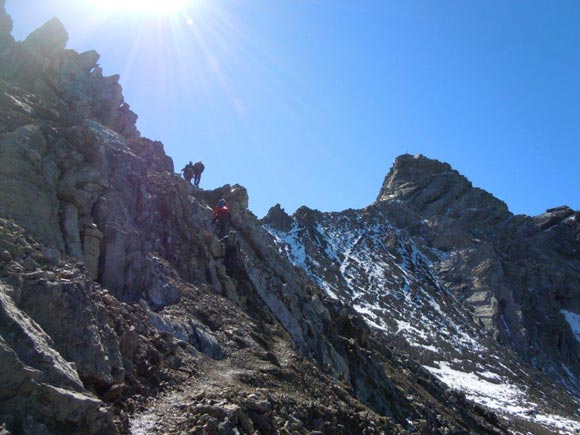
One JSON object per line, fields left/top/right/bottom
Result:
{"left": 0, "top": 8, "right": 519, "bottom": 435}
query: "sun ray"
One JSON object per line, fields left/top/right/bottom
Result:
{"left": 88, "top": 0, "right": 192, "bottom": 15}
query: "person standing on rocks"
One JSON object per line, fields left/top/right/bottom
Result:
{"left": 181, "top": 161, "right": 194, "bottom": 184}
{"left": 213, "top": 198, "right": 231, "bottom": 239}
{"left": 192, "top": 160, "right": 205, "bottom": 187}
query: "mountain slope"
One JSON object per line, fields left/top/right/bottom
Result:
{"left": 263, "top": 154, "right": 580, "bottom": 433}
{"left": 0, "top": 4, "right": 519, "bottom": 435}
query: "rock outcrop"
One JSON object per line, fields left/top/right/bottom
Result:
{"left": 23, "top": 17, "right": 68, "bottom": 57}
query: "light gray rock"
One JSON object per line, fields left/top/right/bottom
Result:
{"left": 16, "top": 276, "right": 125, "bottom": 390}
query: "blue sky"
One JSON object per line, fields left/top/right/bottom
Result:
{"left": 6, "top": 0, "right": 580, "bottom": 218}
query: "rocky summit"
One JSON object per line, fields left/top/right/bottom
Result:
{"left": 0, "top": 2, "right": 579, "bottom": 435}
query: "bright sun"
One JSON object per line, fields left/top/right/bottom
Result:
{"left": 92, "top": 0, "right": 191, "bottom": 14}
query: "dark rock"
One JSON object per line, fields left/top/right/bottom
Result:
{"left": 22, "top": 416, "right": 53, "bottom": 435}
{"left": 534, "top": 205, "right": 575, "bottom": 230}
{"left": 129, "top": 137, "right": 173, "bottom": 174}
{"left": 204, "top": 417, "right": 218, "bottom": 431}
{"left": 240, "top": 397, "right": 272, "bottom": 414}
{"left": 262, "top": 203, "right": 293, "bottom": 231}
{"left": 77, "top": 50, "right": 100, "bottom": 72}
{"left": 39, "top": 247, "right": 60, "bottom": 265}
{"left": 81, "top": 224, "right": 102, "bottom": 280}
{"left": 23, "top": 17, "right": 68, "bottom": 57}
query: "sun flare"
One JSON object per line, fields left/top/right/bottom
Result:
{"left": 91, "top": 0, "right": 191, "bottom": 14}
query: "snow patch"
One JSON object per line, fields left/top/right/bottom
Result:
{"left": 426, "top": 361, "right": 523, "bottom": 410}
{"left": 562, "top": 310, "right": 580, "bottom": 344}
{"left": 426, "top": 362, "right": 580, "bottom": 434}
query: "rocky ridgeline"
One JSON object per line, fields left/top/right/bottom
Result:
{"left": 0, "top": 4, "right": 512, "bottom": 435}
{"left": 264, "top": 154, "right": 580, "bottom": 432}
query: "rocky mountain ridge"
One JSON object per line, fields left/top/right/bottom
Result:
{"left": 264, "top": 154, "right": 580, "bottom": 432}
{"left": 0, "top": 2, "right": 579, "bottom": 434}
{"left": 377, "top": 154, "right": 580, "bottom": 374}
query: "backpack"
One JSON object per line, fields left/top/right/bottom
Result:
{"left": 193, "top": 161, "right": 204, "bottom": 173}
{"left": 183, "top": 165, "right": 193, "bottom": 178}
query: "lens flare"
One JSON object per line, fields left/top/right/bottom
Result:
{"left": 92, "top": 0, "right": 190, "bottom": 14}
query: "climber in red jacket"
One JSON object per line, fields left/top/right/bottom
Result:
{"left": 212, "top": 199, "right": 231, "bottom": 239}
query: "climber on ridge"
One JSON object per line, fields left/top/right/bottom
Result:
{"left": 192, "top": 160, "right": 205, "bottom": 187}
{"left": 181, "top": 161, "right": 194, "bottom": 184}
{"left": 213, "top": 198, "right": 231, "bottom": 239}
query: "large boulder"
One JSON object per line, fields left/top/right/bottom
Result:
{"left": 0, "top": 285, "right": 117, "bottom": 434}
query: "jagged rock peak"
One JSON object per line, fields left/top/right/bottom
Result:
{"left": 23, "top": 17, "right": 68, "bottom": 56}
{"left": 377, "top": 154, "right": 464, "bottom": 202}
{"left": 294, "top": 205, "right": 327, "bottom": 224}
{"left": 376, "top": 153, "right": 509, "bottom": 220}
{"left": 262, "top": 203, "right": 293, "bottom": 232}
